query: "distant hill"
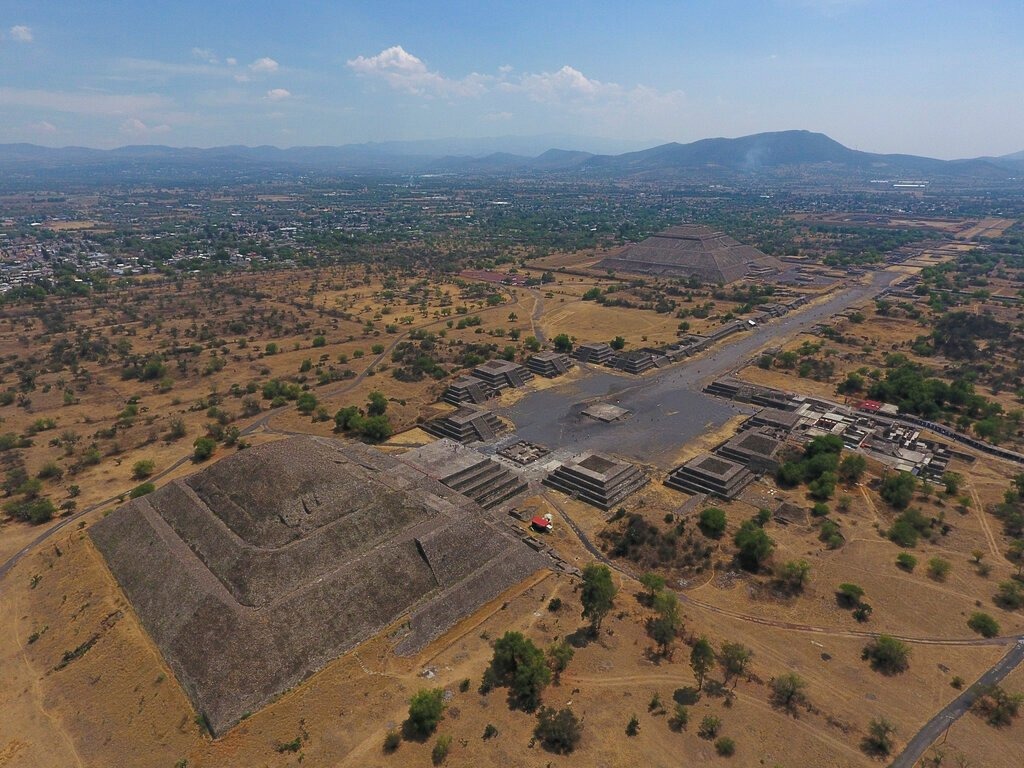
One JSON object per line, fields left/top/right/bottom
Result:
{"left": 0, "top": 130, "right": 1019, "bottom": 185}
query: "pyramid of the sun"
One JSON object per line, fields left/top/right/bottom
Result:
{"left": 597, "top": 224, "right": 782, "bottom": 284}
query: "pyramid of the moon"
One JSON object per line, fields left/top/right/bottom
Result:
{"left": 90, "top": 436, "right": 549, "bottom": 734}
{"left": 597, "top": 224, "right": 782, "bottom": 284}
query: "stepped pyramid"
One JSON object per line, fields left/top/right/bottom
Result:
{"left": 597, "top": 224, "right": 781, "bottom": 284}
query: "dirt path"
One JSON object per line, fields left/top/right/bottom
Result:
{"left": 967, "top": 481, "right": 1000, "bottom": 559}
{"left": 9, "top": 587, "right": 85, "bottom": 768}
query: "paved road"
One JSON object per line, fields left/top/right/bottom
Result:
{"left": 890, "top": 639, "right": 1024, "bottom": 768}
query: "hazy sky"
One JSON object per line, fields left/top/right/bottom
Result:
{"left": 1, "top": 0, "right": 1021, "bottom": 157}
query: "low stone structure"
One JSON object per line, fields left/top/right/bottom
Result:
{"left": 443, "top": 375, "right": 496, "bottom": 405}
{"left": 582, "top": 403, "right": 630, "bottom": 423}
{"left": 90, "top": 437, "right": 547, "bottom": 735}
{"left": 423, "top": 406, "right": 505, "bottom": 444}
{"left": 572, "top": 341, "right": 615, "bottom": 365}
{"left": 401, "top": 439, "right": 528, "bottom": 510}
{"left": 611, "top": 349, "right": 661, "bottom": 374}
{"left": 526, "top": 351, "right": 574, "bottom": 378}
{"left": 717, "top": 428, "right": 786, "bottom": 474}
{"left": 704, "top": 377, "right": 795, "bottom": 410}
{"left": 497, "top": 440, "right": 551, "bottom": 465}
{"left": 665, "top": 453, "right": 754, "bottom": 499}
{"left": 471, "top": 359, "right": 534, "bottom": 389}
{"left": 543, "top": 451, "right": 648, "bottom": 510}
{"left": 746, "top": 407, "right": 802, "bottom": 432}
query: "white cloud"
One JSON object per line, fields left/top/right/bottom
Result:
{"left": 10, "top": 25, "right": 33, "bottom": 43}
{"left": 347, "top": 45, "right": 488, "bottom": 97}
{"left": 226, "top": 57, "right": 237, "bottom": 66}
{"left": 191, "top": 47, "right": 218, "bottom": 64}
{"left": 120, "top": 117, "right": 171, "bottom": 138}
{"left": 0, "top": 87, "right": 171, "bottom": 116}
{"left": 510, "top": 65, "right": 609, "bottom": 101}
{"left": 249, "top": 57, "right": 279, "bottom": 74}
{"left": 265, "top": 88, "right": 291, "bottom": 101}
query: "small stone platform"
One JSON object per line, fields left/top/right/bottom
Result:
{"left": 423, "top": 406, "right": 505, "bottom": 444}
{"left": 665, "top": 453, "right": 754, "bottom": 499}
{"left": 401, "top": 439, "right": 527, "bottom": 510}
{"left": 543, "top": 451, "right": 648, "bottom": 510}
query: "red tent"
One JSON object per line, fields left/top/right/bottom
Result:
{"left": 531, "top": 516, "right": 552, "bottom": 532}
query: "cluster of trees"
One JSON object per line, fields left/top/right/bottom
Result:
{"left": 775, "top": 435, "right": 861, "bottom": 501}
{"left": 334, "top": 391, "right": 393, "bottom": 442}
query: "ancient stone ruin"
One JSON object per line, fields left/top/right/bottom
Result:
{"left": 543, "top": 451, "right": 648, "bottom": 510}
{"left": 90, "top": 437, "right": 548, "bottom": 735}
{"left": 597, "top": 224, "right": 782, "bottom": 284}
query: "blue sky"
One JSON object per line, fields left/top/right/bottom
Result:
{"left": 0, "top": 0, "right": 1021, "bottom": 157}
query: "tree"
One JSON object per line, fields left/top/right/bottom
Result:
{"left": 720, "top": 642, "right": 753, "bottom": 686}
{"left": 192, "top": 436, "right": 216, "bottom": 461}
{"left": 534, "top": 706, "right": 582, "bottom": 754}
{"left": 837, "top": 583, "right": 866, "bottom": 608}
{"left": 837, "top": 454, "right": 866, "bottom": 483}
{"left": 580, "top": 563, "right": 616, "bottom": 635}
{"left": 698, "top": 714, "right": 721, "bottom": 740}
{"left": 552, "top": 334, "right": 573, "bottom": 353}
{"left": 546, "top": 639, "right": 574, "bottom": 684}
{"left": 971, "top": 684, "right": 1023, "bottom": 727}
{"left": 334, "top": 405, "right": 361, "bottom": 431}
{"left": 927, "top": 556, "right": 952, "bottom": 582}
{"left": 359, "top": 414, "right": 392, "bottom": 442}
{"left": 625, "top": 714, "right": 640, "bottom": 736}
{"left": 131, "top": 459, "right": 155, "bottom": 479}
{"left": 1006, "top": 539, "right": 1024, "bottom": 577}
{"left": 690, "top": 637, "right": 715, "bottom": 691}
{"left": 698, "top": 507, "right": 727, "bottom": 539}
{"left": 967, "top": 612, "right": 1000, "bottom": 639}
{"left": 609, "top": 335, "right": 626, "bottom": 350}
{"left": 431, "top": 734, "right": 451, "bottom": 765}
{"left": 486, "top": 631, "right": 551, "bottom": 711}
{"left": 862, "top": 634, "right": 910, "bottom": 675}
{"left": 770, "top": 673, "right": 808, "bottom": 712}
{"left": 880, "top": 471, "right": 917, "bottom": 509}
{"left": 715, "top": 737, "right": 736, "bottom": 757}
{"left": 130, "top": 482, "right": 155, "bottom": 498}
{"left": 639, "top": 572, "right": 666, "bottom": 600}
{"left": 942, "top": 471, "right": 963, "bottom": 495}
{"left": 648, "top": 590, "right": 682, "bottom": 658}
{"left": 733, "top": 519, "right": 774, "bottom": 571}
{"left": 862, "top": 716, "right": 896, "bottom": 757}
{"left": 296, "top": 392, "right": 318, "bottom": 414}
{"left": 896, "top": 552, "right": 918, "bottom": 572}
{"left": 405, "top": 688, "right": 446, "bottom": 739}
{"left": 775, "top": 559, "right": 811, "bottom": 593}
{"left": 367, "top": 390, "right": 388, "bottom": 417}
{"left": 994, "top": 580, "right": 1024, "bottom": 609}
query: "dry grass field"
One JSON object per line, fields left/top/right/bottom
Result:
{"left": 2, "top": 257, "right": 1023, "bottom": 767}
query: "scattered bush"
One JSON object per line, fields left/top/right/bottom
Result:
{"left": 896, "top": 552, "right": 918, "bottom": 572}
{"left": 715, "top": 736, "right": 736, "bottom": 757}
{"left": 404, "top": 688, "right": 446, "bottom": 740}
{"left": 967, "top": 612, "right": 1000, "bottom": 638}
{"left": 862, "top": 635, "right": 910, "bottom": 675}
{"left": 533, "top": 706, "right": 582, "bottom": 754}
{"left": 927, "top": 556, "right": 952, "bottom": 582}
{"left": 698, "top": 507, "right": 727, "bottom": 538}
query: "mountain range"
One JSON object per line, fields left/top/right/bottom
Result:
{"left": 1, "top": 130, "right": 1022, "bottom": 184}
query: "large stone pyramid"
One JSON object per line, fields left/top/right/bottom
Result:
{"left": 90, "top": 436, "right": 548, "bottom": 734}
{"left": 597, "top": 224, "right": 781, "bottom": 284}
